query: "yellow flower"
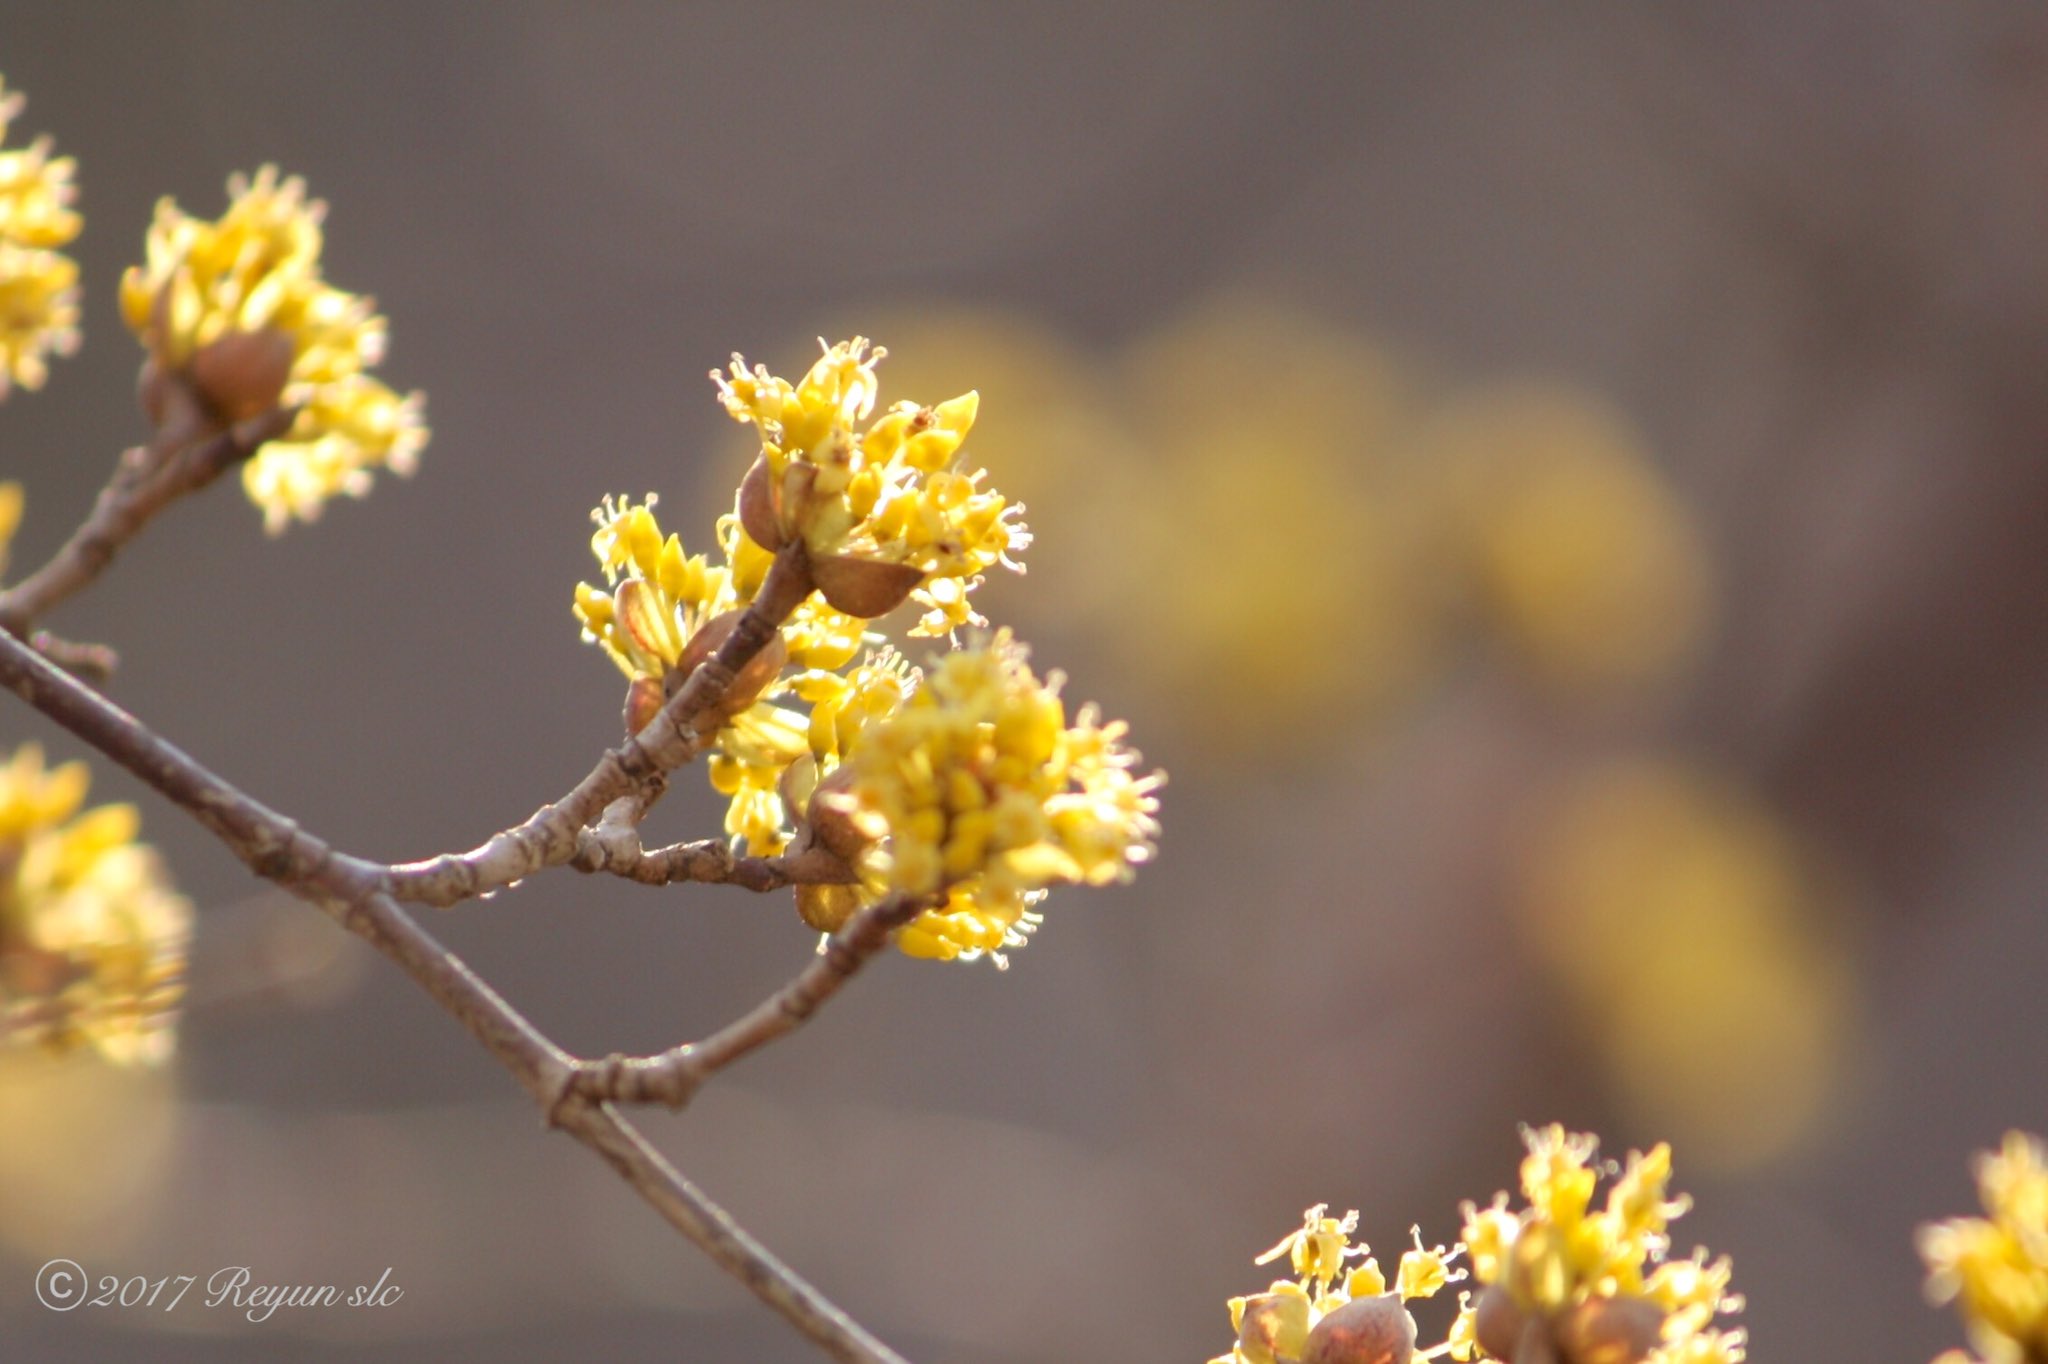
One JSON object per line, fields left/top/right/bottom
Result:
{"left": 1456, "top": 1126, "right": 1744, "bottom": 1363}
{"left": 1214, "top": 1205, "right": 1463, "bottom": 1364}
{"left": 0, "top": 76, "right": 82, "bottom": 399}
{"left": 119, "top": 166, "right": 426, "bottom": 532}
{"left": 831, "top": 629, "right": 1160, "bottom": 964}
{"left": 714, "top": 337, "right": 1028, "bottom": 633}
{"left": 0, "top": 480, "right": 22, "bottom": 579}
{"left": 1422, "top": 384, "right": 1714, "bottom": 698}
{"left": 575, "top": 494, "right": 809, "bottom": 851}
{"left": 575, "top": 494, "right": 734, "bottom": 686}
{"left": 0, "top": 118, "right": 81, "bottom": 249}
{"left": 790, "top": 645, "right": 919, "bottom": 770}
{"left": 0, "top": 244, "right": 79, "bottom": 397}
{"left": 1257, "top": 1205, "right": 1368, "bottom": 1292}
{"left": 0, "top": 745, "right": 191, "bottom": 1066}
{"left": 1920, "top": 1132, "right": 2048, "bottom": 1364}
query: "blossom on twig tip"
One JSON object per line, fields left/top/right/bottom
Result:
{"left": 119, "top": 166, "right": 427, "bottom": 531}
{"left": 714, "top": 337, "right": 1028, "bottom": 634}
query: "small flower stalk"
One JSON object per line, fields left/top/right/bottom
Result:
{"left": 120, "top": 166, "right": 427, "bottom": 531}
{"left": 0, "top": 745, "right": 191, "bottom": 1065}
{"left": 0, "top": 75, "right": 82, "bottom": 399}
{"left": 1920, "top": 1131, "right": 2048, "bottom": 1364}
{"left": 1453, "top": 1126, "right": 1744, "bottom": 1364}
{"left": 1212, "top": 1204, "right": 1465, "bottom": 1364}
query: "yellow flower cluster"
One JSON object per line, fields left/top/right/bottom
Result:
{"left": 120, "top": 166, "right": 426, "bottom": 533}
{"left": 714, "top": 338, "right": 1028, "bottom": 635}
{"left": 0, "top": 746, "right": 191, "bottom": 1066}
{"left": 1920, "top": 1131, "right": 2048, "bottom": 1364}
{"left": 830, "top": 630, "right": 1161, "bottom": 964}
{"left": 579, "top": 343, "right": 1152, "bottom": 962}
{"left": 1210, "top": 1204, "right": 1463, "bottom": 1364}
{"left": 0, "top": 75, "right": 82, "bottom": 398}
{"left": 1455, "top": 1126, "right": 1744, "bottom": 1364}
{"left": 573, "top": 494, "right": 869, "bottom": 853}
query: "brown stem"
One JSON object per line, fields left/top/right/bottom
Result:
{"left": 380, "top": 544, "right": 816, "bottom": 907}
{"left": 572, "top": 832, "right": 858, "bottom": 891}
{"left": 0, "top": 614, "right": 907, "bottom": 1364}
{"left": 26, "top": 630, "right": 118, "bottom": 684}
{"left": 0, "top": 407, "right": 297, "bottom": 633}
{"left": 568, "top": 891, "right": 928, "bottom": 1110}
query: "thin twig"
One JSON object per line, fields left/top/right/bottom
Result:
{"left": 0, "top": 620, "right": 909, "bottom": 1364}
{"left": 0, "top": 407, "right": 297, "bottom": 633}
{"left": 567, "top": 892, "right": 928, "bottom": 1110}
{"left": 26, "top": 630, "right": 118, "bottom": 684}
{"left": 572, "top": 831, "right": 859, "bottom": 891}
{"left": 379, "top": 546, "right": 817, "bottom": 907}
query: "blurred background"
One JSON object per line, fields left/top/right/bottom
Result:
{"left": 3, "top": 3, "right": 2046, "bottom": 1359}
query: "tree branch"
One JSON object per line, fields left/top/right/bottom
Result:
{"left": 566, "top": 891, "right": 928, "bottom": 1110}
{"left": 0, "top": 621, "right": 909, "bottom": 1364}
{"left": 572, "top": 831, "right": 859, "bottom": 892}
{"left": 379, "top": 545, "right": 817, "bottom": 907}
{"left": 0, "top": 407, "right": 297, "bottom": 634}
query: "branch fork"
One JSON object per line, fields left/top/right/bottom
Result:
{"left": 0, "top": 466, "right": 913, "bottom": 1362}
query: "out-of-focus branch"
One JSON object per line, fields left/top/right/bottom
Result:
{"left": 0, "top": 407, "right": 297, "bottom": 634}
{"left": 564, "top": 891, "right": 928, "bottom": 1111}
{"left": 24, "top": 629, "right": 118, "bottom": 683}
{"left": 0, "top": 614, "right": 910, "bottom": 1364}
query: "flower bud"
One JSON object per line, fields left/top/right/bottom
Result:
{"left": 1299, "top": 1294, "right": 1416, "bottom": 1364}
{"left": 803, "top": 764, "right": 872, "bottom": 862}
{"left": 1512, "top": 1315, "right": 1561, "bottom": 1364}
{"left": 795, "top": 881, "right": 863, "bottom": 933}
{"left": 1234, "top": 1290, "right": 1312, "bottom": 1364}
{"left": 622, "top": 675, "right": 665, "bottom": 736}
{"left": 188, "top": 326, "right": 295, "bottom": 424}
{"left": 809, "top": 552, "right": 923, "bottom": 618}
{"left": 674, "top": 609, "right": 788, "bottom": 722}
{"left": 737, "top": 456, "right": 783, "bottom": 550}
{"left": 1554, "top": 1296, "right": 1663, "bottom": 1364}
{"left": 1473, "top": 1285, "right": 1529, "bottom": 1360}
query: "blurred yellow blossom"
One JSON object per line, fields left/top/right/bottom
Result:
{"left": 1115, "top": 298, "right": 1446, "bottom": 754}
{"left": 120, "top": 166, "right": 427, "bottom": 532}
{"left": 0, "top": 75, "right": 82, "bottom": 398}
{"left": 1514, "top": 758, "right": 1857, "bottom": 1169}
{"left": 0, "top": 744, "right": 191, "bottom": 1065}
{"left": 0, "top": 479, "right": 22, "bottom": 579}
{"left": 1212, "top": 1203, "right": 1463, "bottom": 1364}
{"left": 831, "top": 629, "right": 1161, "bottom": 964}
{"left": 1454, "top": 1125, "right": 1744, "bottom": 1364}
{"left": 1920, "top": 1131, "right": 2048, "bottom": 1364}
{"left": 714, "top": 337, "right": 1028, "bottom": 633}
{"left": 1421, "top": 384, "right": 1713, "bottom": 698}
{"left": 0, "top": 1049, "right": 180, "bottom": 1258}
